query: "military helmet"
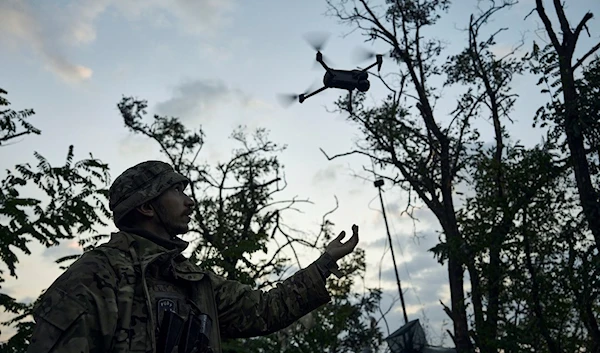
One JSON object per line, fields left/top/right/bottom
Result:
{"left": 109, "top": 160, "right": 189, "bottom": 225}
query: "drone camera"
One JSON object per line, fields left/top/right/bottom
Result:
{"left": 357, "top": 80, "right": 370, "bottom": 92}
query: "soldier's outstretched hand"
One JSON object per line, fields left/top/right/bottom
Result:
{"left": 325, "top": 224, "right": 360, "bottom": 261}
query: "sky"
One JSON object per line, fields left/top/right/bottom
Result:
{"left": 1, "top": 0, "right": 599, "bottom": 348}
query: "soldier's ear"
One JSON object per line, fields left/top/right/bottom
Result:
{"left": 137, "top": 202, "right": 155, "bottom": 217}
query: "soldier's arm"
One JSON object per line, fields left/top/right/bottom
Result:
{"left": 211, "top": 252, "right": 341, "bottom": 338}
{"left": 26, "top": 252, "right": 119, "bottom": 353}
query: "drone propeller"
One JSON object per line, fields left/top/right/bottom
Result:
{"left": 303, "top": 31, "right": 336, "bottom": 69}
{"left": 352, "top": 47, "right": 392, "bottom": 64}
{"left": 276, "top": 80, "right": 321, "bottom": 108}
{"left": 303, "top": 31, "right": 331, "bottom": 52}
{"left": 276, "top": 93, "right": 304, "bottom": 108}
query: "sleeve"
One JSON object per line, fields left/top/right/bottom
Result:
{"left": 26, "top": 252, "right": 119, "bottom": 353}
{"left": 211, "top": 254, "right": 335, "bottom": 339}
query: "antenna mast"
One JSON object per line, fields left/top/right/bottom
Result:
{"left": 373, "top": 176, "right": 409, "bottom": 325}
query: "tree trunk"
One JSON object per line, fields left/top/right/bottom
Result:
{"left": 447, "top": 241, "right": 471, "bottom": 352}
{"left": 535, "top": 0, "right": 600, "bottom": 252}
{"left": 441, "top": 152, "right": 471, "bottom": 352}
{"left": 535, "top": 0, "right": 600, "bottom": 348}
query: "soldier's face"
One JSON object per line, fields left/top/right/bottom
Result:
{"left": 153, "top": 182, "right": 195, "bottom": 235}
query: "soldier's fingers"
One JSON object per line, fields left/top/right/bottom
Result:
{"left": 334, "top": 230, "right": 346, "bottom": 242}
{"left": 343, "top": 229, "right": 359, "bottom": 248}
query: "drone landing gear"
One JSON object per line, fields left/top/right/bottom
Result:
{"left": 347, "top": 90, "right": 353, "bottom": 115}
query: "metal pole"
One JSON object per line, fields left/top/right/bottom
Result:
{"left": 374, "top": 179, "right": 408, "bottom": 325}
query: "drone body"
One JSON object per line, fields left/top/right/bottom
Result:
{"left": 298, "top": 51, "right": 383, "bottom": 104}
{"left": 323, "top": 69, "right": 370, "bottom": 92}
{"left": 278, "top": 33, "right": 386, "bottom": 110}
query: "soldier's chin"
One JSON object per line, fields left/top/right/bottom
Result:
{"left": 179, "top": 223, "right": 190, "bottom": 234}
{"left": 170, "top": 222, "right": 189, "bottom": 235}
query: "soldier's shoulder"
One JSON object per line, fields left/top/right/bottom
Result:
{"left": 66, "top": 244, "right": 127, "bottom": 271}
{"left": 44, "top": 243, "right": 132, "bottom": 294}
{"left": 34, "top": 247, "right": 123, "bottom": 314}
{"left": 47, "top": 250, "right": 115, "bottom": 288}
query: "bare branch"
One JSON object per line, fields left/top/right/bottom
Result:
{"left": 319, "top": 147, "right": 388, "bottom": 165}
{"left": 535, "top": 0, "right": 562, "bottom": 50}
{"left": 573, "top": 41, "right": 600, "bottom": 71}
{"left": 552, "top": 0, "right": 571, "bottom": 40}
{"left": 573, "top": 12, "right": 594, "bottom": 42}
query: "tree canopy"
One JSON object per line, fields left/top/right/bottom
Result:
{"left": 321, "top": 0, "right": 600, "bottom": 352}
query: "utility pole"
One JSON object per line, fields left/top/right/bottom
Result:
{"left": 374, "top": 178, "right": 409, "bottom": 325}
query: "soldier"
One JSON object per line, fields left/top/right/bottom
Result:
{"left": 26, "top": 160, "right": 360, "bottom": 353}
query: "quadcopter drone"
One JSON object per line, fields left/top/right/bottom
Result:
{"left": 279, "top": 32, "right": 384, "bottom": 110}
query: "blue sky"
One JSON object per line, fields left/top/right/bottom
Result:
{"left": 1, "top": 0, "right": 599, "bottom": 347}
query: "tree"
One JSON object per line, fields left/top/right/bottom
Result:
{"left": 116, "top": 96, "right": 385, "bottom": 352}
{"left": 531, "top": 0, "right": 600, "bottom": 252}
{"left": 523, "top": 1, "right": 600, "bottom": 350}
{"left": 322, "top": 0, "right": 600, "bottom": 351}
{"left": 0, "top": 88, "right": 39, "bottom": 146}
{"left": 322, "top": 0, "right": 510, "bottom": 350}
{"left": 0, "top": 88, "right": 111, "bottom": 352}
{"left": 441, "top": 4, "right": 526, "bottom": 350}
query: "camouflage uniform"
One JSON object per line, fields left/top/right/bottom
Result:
{"left": 26, "top": 161, "right": 341, "bottom": 353}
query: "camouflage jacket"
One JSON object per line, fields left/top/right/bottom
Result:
{"left": 26, "top": 231, "right": 334, "bottom": 353}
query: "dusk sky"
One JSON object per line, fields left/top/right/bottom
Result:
{"left": 1, "top": 0, "right": 599, "bottom": 348}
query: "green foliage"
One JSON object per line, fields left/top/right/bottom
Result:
{"left": 455, "top": 143, "right": 583, "bottom": 351}
{"left": 527, "top": 41, "right": 581, "bottom": 146}
{"left": 326, "top": 0, "right": 600, "bottom": 352}
{"left": 576, "top": 58, "right": 600, "bottom": 151}
{"left": 0, "top": 89, "right": 39, "bottom": 146}
{"left": 1, "top": 149, "right": 111, "bottom": 273}
{"left": 0, "top": 88, "right": 111, "bottom": 351}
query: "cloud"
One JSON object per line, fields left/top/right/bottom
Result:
{"left": 490, "top": 43, "right": 525, "bottom": 59}
{"left": 367, "top": 226, "right": 450, "bottom": 322}
{"left": 0, "top": 1, "right": 94, "bottom": 83}
{"left": 154, "top": 79, "right": 250, "bottom": 121}
{"left": 42, "top": 239, "right": 82, "bottom": 260}
{"left": 312, "top": 163, "right": 344, "bottom": 184}
{"left": 374, "top": 258, "right": 453, "bottom": 347}
{"left": 0, "top": 0, "right": 236, "bottom": 83}
{"left": 114, "top": 0, "right": 235, "bottom": 36}
{"left": 117, "top": 132, "right": 162, "bottom": 157}
{"left": 363, "top": 237, "right": 389, "bottom": 250}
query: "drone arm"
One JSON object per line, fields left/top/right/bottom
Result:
{"left": 360, "top": 55, "right": 383, "bottom": 72}
{"left": 316, "top": 52, "right": 333, "bottom": 73}
{"left": 360, "top": 62, "right": 378, "bottom": 72}
{"left": 300, "top": 86, "right": 328, "bottom": 103}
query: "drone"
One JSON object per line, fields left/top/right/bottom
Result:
{"left": 279, "top": 32, "right": 385, "bottom": 110}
